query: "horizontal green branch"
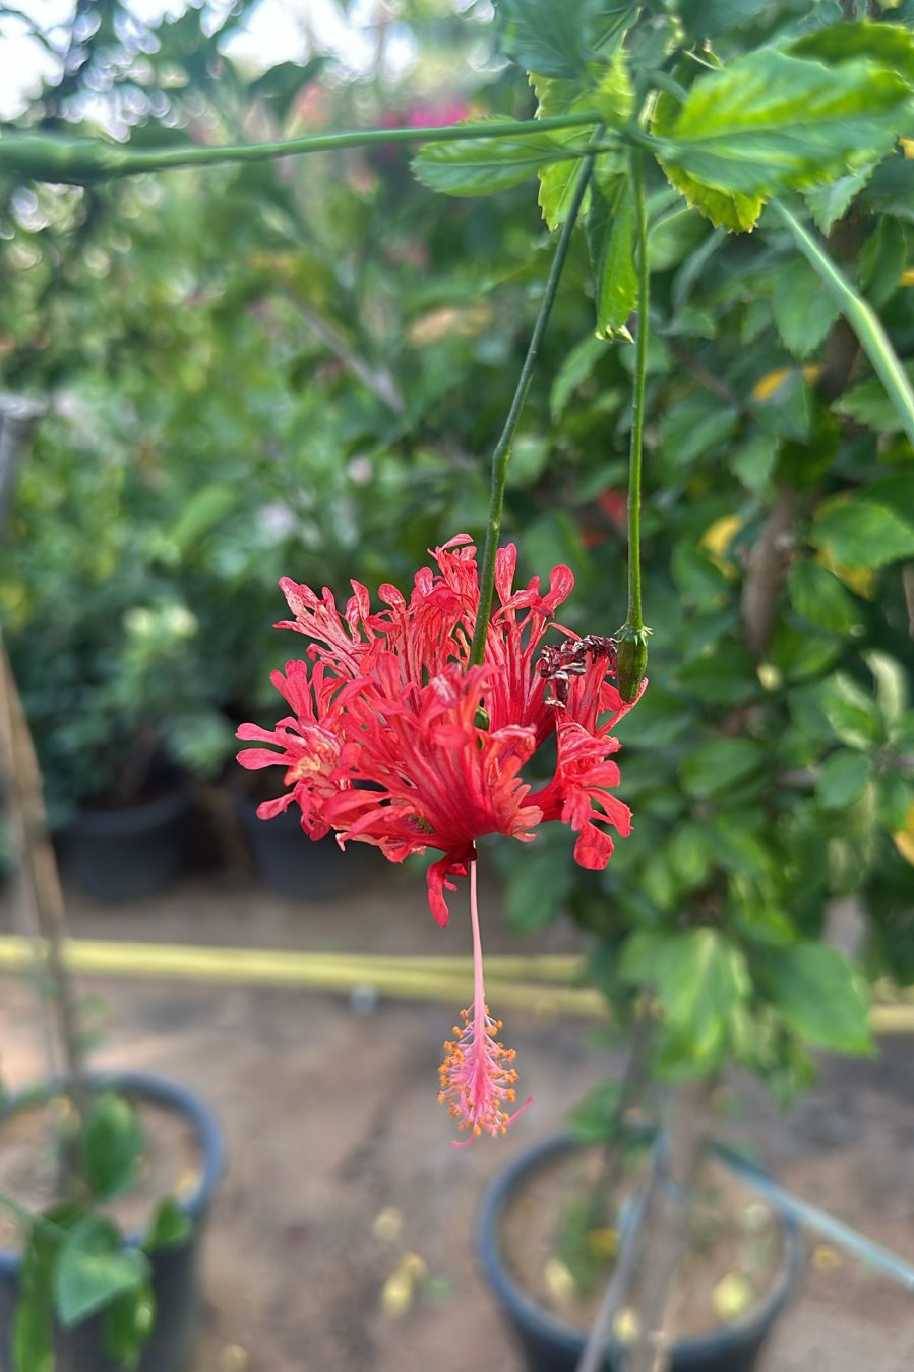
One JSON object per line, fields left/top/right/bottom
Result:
{"left": 0, "top": 112, "right": 601, "bottom": 185}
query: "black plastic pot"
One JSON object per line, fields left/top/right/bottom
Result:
{"left": 478, "top": 1134, "right": 803, "bottom": 1372}
{"left": 0, "top": 1072, "right": 224, "bottom": 1372}
{"left": 60, "top": 786, "right": 192, "bottom": 902}
{"left": 236, "top": 793, "right": 368, "bottom": 900}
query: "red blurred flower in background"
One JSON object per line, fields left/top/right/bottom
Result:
{"left": 237, "top": 535, "right": 643, "bottom": 1142}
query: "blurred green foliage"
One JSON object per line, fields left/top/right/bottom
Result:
{"left": 0, "top": 0, "right": 912, "bottom": 1093}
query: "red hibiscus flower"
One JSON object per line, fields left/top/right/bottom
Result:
{"left": 237, "top": 535, "right": 643, "bottom": 1142}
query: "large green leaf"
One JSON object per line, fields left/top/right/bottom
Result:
{"left": 773, "top": 257, "right": 840, "bottom": 358}
{"left": 656, "top": 51, "right": 909, "bottom": 200}
{"left": 620, "top": 928, "right": 750, "bottom": 1061}
{"left": 787, "top": 560, "right": 862, "bottom": 636}
{"left": 55, "top": 1218, "right": 148, "bottom": 1327}
{"left": 652, "top": 86, "right": 763, "bottom": 232}
{"left": 812, "top": 495, "right": 914, "bottom": 568}
{"left": 412, "top": 123, "right": 586, "bottom": 197}
{"left": 494, "top": 0, "right": 620, "bottom": 77}
{"left": 759, "top": 941, "right": 872, "bottom": 1053}
{"left": 791, "top": 20, "right": 914, "bottom": 85}
{"left": 81, "top": 1092, "right": 142, "bottom": 1201}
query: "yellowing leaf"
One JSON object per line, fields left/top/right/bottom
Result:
{"left": 815, "top": 548, "right": 876, "bottom": 599}
{"left": 894, "top": 801, "right": 914, "bottom": 865}
{"left": 701, "top": 514, "right": 743, "bottom": 573}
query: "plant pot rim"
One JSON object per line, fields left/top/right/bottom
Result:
{"left": 0, "top": 1070, "right": 225, "bottom": 1274}
{"left": 67, "top": 784, "right": 192, "bottom": 836}
{"left": 477, "top": 1131, "right": 803, "bottom": 1363}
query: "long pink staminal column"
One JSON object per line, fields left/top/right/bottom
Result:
{"left": 438, "top": 856, "right": 532, "bottom": 1145}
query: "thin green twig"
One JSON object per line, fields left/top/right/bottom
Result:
{"left": 0, "top": 113, "right": 601, "bottom": 185}
{"left": 773, "top": 200, "right": 914, "bottom": 448}
{"left": 469, "top": 139, "right": 602, "bottom": 665}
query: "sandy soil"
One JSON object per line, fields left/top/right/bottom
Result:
{"left": 2, "top": 863, "right": 914, "bottom": 1371}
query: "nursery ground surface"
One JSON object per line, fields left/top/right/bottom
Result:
{"left": 2, "top": 864, "right": 914, "bottom": 1371}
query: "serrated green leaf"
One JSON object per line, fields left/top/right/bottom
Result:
{"left": 773, "top": 257, "right": 841, "bottom": 358}
{"left": 805, "top": 165, "right": 874, "bottom": 235}
{"left": 787, "top": 560, "right": 862, "bottom": 636}
{"left": 677, "top": 0, "right": 772, "bottom": 39}
{"left": 680, "top": 737, "right": 764, "bottom": 799}
{"left": 791, "top": 19, "right": 914, "bottom": 85}
{"left": 412, "top": 123, "right": 585, "bottom": 197}
{"left": 55, "top": 1217, "right": 148, "bottom": 1327}
{"left": 652, "top": 86, "right": 763, "bottom": 232}
{"left": 816, "top": 749, "right": 873, "bottom": 808}
{"left": 82, "top": 1092, "right": 142, "bottom": 1201}
{"left": 656, "top": 51, "right": 908, "bottom": 200}
{"left": 759, "top": 942, "right": 872, "bottom": 1053}
{"left": 835, "top": 364, "right": 914, "bottom": 432}
{"left": 812, "top": 495, "right": 914, "bottom": 568}
{"left": 594, "top": 177, "right": 637, "bottom": 338}
{"left": 530, "top": 60, "right": 628, "bottom": 228}
{"left": 495, "top": 0, "right": 617, "bottom": 77}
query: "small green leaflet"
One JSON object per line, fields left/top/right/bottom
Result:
{"left": 531, "top": 54, "right": 631, "bottom": 230}
{"left": 805, "top": 165, "right": 874, "bottom": 235}
{"left": 591, "top": 177, "right": 637, "bottom": 338}
{"left": 412, "top": 122, "right": 591, "bottom": 197}
{"left": 655, "top": 51, "right": 909, "bottom": 201}
{"left": 772, "top": 258, "right": 840, "bottom": 358}
{"left": 836, "top": 364, "right": 914, "bottom": 433}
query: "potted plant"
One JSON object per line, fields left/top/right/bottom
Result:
{"left": 0, "top": 645, "right": 224, "bottom": 1372}
{"left": 4, "top": 0, "right": 914, "bottom": 1366}
{"left": 1, "top": 406, "right": 234, "bottom": 901}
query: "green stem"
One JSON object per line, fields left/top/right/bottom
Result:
{"left": 469, "top": 142, "right": 601, "bottom": 665}
{"left": 626, "top": 147, "right": 650, "bottom": 636}
{"left": 773, "top": 200, "right": 914, "bottom": 448}
{"left": 0, "top": 113, "right": 601, "bottom": 185}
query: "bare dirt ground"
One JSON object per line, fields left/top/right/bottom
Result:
{"left": 2, "top": 860, "right": 914, "bottom": 1371}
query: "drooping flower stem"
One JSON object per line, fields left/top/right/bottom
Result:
{"left": 470, "top": 142, "right": 602, "bottom": 666}
{"left": 616, "top": 146, "right": 652, "bottom": 702}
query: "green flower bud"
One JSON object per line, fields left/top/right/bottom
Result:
{"left": 616, "top": 624, "right": 651, "bottom": 702}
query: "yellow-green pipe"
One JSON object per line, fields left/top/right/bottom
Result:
{"left": 0, "top": 936, "right": 910, "bottom": 1032}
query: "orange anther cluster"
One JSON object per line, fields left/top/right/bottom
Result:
{"left": 437, "top": 1002, "right": 520, "bottom": 1138}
